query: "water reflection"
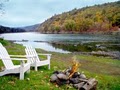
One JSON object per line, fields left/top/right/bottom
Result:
{"left": 50, "top": 42, "right": 120, "bottom": 52}
{"left": 15, "top": 41, "right": 70, "bottom": 53}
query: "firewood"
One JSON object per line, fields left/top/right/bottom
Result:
{"left": 80, "top": 78, "right": 98, "bottom": 90}
{"left": 50, "top": 57, "right": 98, "bottom": 89}
{"left": 79, "top": 78, "right": 88, "bottom": 82}
{"left": 73, "top": 82, "right": 85, "bottom": 89}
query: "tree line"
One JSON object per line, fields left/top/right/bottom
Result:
{"left": 0, "top": 25, "right": 25, "bottom": 33}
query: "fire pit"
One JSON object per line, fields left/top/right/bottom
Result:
{"left": 50, "top": 58, "right": 98, "bottom": 90}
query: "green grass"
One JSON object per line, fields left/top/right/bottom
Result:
{"left": 0, "top": 39, "right": 120, "bottom": 90}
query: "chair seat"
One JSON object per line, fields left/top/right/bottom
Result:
{"left": 8, "top": 63, "right": 30, "bottom": 70}
{"left": 31, "top": 59, "right": 50, "bottom": 66}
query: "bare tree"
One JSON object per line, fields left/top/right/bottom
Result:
{"left": 0, "top": 0, "right": 9, "bottom": 16}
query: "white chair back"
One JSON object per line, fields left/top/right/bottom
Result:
{"left": 0, "top": 43, "right": 14, "bottom": 69}
{"left": 25, "top": 45, "right": 40, "bottom": 63}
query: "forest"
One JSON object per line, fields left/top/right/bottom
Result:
{"left": 0, "top": 25, "right": 25, "bottom": 33}
{"left": 37, "top": 1, "right": 120, "bottom": 34}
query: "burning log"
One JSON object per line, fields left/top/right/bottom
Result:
{"left": 50, "top": 58, "right": 98, "bottom": 90}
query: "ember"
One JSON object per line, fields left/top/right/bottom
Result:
{"left": 50, "top": 58, "right": 98, "bottom": 90}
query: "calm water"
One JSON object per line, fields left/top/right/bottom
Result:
{"left": 0, "top": 32, "right": 120, "bottom": 53}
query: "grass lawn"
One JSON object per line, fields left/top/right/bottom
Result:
{"left": 0, "top": 38, "right": 120, "bottom": 90}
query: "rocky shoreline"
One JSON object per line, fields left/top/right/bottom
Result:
{"left": 39, "top": 30, "right": 120, "bottom": 35}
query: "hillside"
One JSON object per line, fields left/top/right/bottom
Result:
{"left": 36, "top": 1, "right": 120, "bottom": 34}
{"left": 0, "top": 25, "right": 25, "bottom": 33}
{"left": 20, "top": 24, "right": 39, "bottom": 32}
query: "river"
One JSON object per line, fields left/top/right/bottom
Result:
{"left": 0, "top": 32, "right": 120, "bottom": 53}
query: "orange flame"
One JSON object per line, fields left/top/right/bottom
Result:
{"left": 68, "top": 56, "right": 81, "bottom": 78}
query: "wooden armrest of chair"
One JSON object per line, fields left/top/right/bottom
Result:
{"left": 37, "top": 53, "right": 52, "bottom": 56}
{"left": 10, "top": 58, "right": 29, "bottom": 66}
{"left": 10, "top": 55, "right": 35, "bottom": 58}
{"left": 0, "top": 58, "right": 27, "bottom": 60}
{"left": 37, "top": 53, "right": 51, "bottom": 61}
{"left": 10, "top": 58, "right": 28, "bottom": 61}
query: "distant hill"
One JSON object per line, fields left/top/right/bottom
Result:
{"left": 21, "top": 24, "right": 39, "bottom": 32}
{"left": 36, "top": 1, "right": 120, "bottom": 34}
{"left": 0, "top": 25, "right": 25, "bottom": 33}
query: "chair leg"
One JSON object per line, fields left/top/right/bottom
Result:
{"left": 35, "top": 66, "right": 37, "bottom": 71}
{"left": 20, "top": 71, "right": 24, "bottom": 80}
{"left": 20, "top": 64, "right": 24, "bottom": 80}
{"left": 48, "top": 64, "right": 50, "bottom": 69}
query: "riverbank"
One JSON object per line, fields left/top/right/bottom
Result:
{"left": 0, "top": 39, "right": 120, "bottom": 90}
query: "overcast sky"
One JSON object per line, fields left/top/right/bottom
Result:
{"left": 0, "top": 0, "right": 118, "bottom": 27}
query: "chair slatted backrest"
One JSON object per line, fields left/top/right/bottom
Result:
{"left": 0, "top": 43, "right": 14, "bottom": 69}
{"left": 25, "top": 45, "right": 40, "bottom": 64}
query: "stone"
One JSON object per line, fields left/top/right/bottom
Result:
{"left": 57, "top": 73, "right": 68, "bottom": 80}
{"left": 50, "top": 74, "right": 58, "bottom": 82}
{"left": 79, "top": 73, "right": 86, "bottom": 79}
{"left": 50, "top": 69, "right": 97, "bottom": 90}
{"left": 53, "top": 71, "right": 60, "bottom": 74}
{"left": 65, "top": 68, "right": 71, "bottom": 76}
{"left": 72, "top": 72, "right": 80, "bottom": 78}
{"left": 69, "top": 77, "right": 80, "bottom": 84}
{"left": 56, "top": 79, "right": 69, "bottom": 86}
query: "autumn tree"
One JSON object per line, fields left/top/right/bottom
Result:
{"left": 64, "top": 20, "right": 76, "bottom": 31}
{"left": 112, "top": 13, "right": 120, "bottom": 27}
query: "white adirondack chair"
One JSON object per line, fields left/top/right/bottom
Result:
{"left": 0, "top": 43, "right": 31, "bottom": 80}
{"left": 25, "top": 45, "right": 51, "bottom": 71}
